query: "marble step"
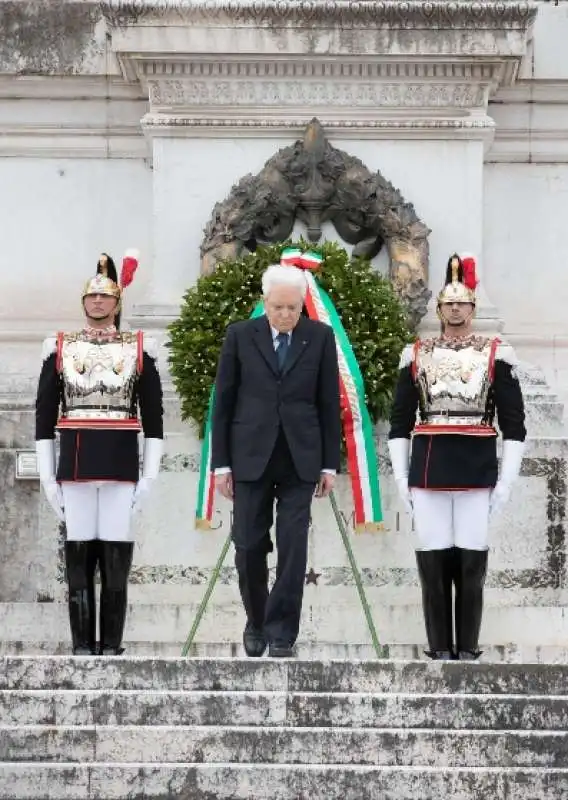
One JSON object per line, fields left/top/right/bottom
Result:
{"left": 1, "top": 763, "right": 568, "bottom": 800}
{"left": 4, "top": 602, "right": 568, "bottom": 647}
{"left": 2, "top": 725, "right": 568, "bottom": 767}
{"left": 7, "top": 640, "right": 568, "bottom": 662}
{"left": 2, "top": 690, "right": 568, "bottom": 730}
{"left": 4, "top": 657, "right": 568, "bottom": 695}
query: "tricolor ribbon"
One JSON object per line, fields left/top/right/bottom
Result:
{"left": 195, "top": 248, "right": 383, "bottom": 532}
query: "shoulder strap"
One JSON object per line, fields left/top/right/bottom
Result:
{"left": 410, "top": 339, "right": 421, "bottom": 381}
{"left": 136, "top": 330, "right": 144, "bottom": 374}
{"left": 488, "top": 337, "right": 500, "bottom": 383}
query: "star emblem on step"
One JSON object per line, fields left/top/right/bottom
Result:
{"left": 305, "top": 567, "right": 321, "bottom": 585}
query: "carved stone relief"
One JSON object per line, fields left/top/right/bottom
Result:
{"left": 103, "top": 0, "right": 537, "bottom": 30}
{"left": 148, "top": 79, "right": 487, "bottom": 110}
{"left": 200, "top": 119, "right": 431, "bottom": 328}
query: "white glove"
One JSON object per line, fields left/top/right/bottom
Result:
{"left": 36, "top": 439, "right": 65, "bottom": 522}
{"left": 490, "top": 439, "right": 525, "bottom": 518}
{"left": 132, "top": 476, "right": 153, "bottom": 512}
{"left": 388, "top": 438, "right": 413, "bottom": 515}
{"left": 132, "top": 438, "right": 163, "bottom": 512}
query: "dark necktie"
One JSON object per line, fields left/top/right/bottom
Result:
{"left": 276, "top": 332, "right": 289, "bottom": 371}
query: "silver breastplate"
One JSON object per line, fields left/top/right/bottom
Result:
{"left": 57, "top": 331, "right": 141, "bottom": 430}
{"left": 415, "top": 336, "right": 495, "bottom": 431}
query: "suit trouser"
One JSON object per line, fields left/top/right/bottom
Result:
{"left": 60, "top": 482, "right": 135, "bottom": 654}
{"left": 232, "top": 431, "right": 316, "bottom": 646}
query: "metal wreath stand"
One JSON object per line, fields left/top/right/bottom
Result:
{"left": 181, "top": 489, "right": 383, "bottom": 659}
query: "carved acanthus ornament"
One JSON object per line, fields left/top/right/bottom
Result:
{"left": 200, "top": 119, "right": 431, "bottom": 328}
{"left": 104, "top": 0, "right": 536, "bottom": 28}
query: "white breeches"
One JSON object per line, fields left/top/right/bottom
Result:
{"left": 61, "top": 482, "right": 136, "bottom": 542}
{"left": 410, "top": 488, "right": 491, "bottom": 551}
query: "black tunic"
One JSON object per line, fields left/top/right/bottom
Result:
{"left": 35, "top": 350, "right": 163, "bottom": 483}
{"left": 389, "top": 359, "right": 526, "bottom": 490}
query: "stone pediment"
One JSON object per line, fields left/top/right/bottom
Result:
{"left": 105, "top": 0, "right": 538, "bottom": 137}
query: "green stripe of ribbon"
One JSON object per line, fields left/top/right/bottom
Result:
{"left": 195, "top": 385, "right": 215, "bottom": 520}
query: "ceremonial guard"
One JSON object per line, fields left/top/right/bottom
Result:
{"left": 35, "top": 252, "right": 164, "bottom": 655}
{"left": 388, "top": 253, "right": 526, "bottom": 660}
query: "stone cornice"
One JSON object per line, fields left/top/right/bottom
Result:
{"left": 141, "top": 113, "right": 497, "bottom": 143}
{"left": 0, "top": 0, "right": 538, "bottom": 77}
{"left": 133, "top": 53, "right": 507, "bottom": 137}
{"left": 106, "top": 1, "right": 538, "bottom": 134}
{"left": 101, "top": 0, "right": 538, "bottom": 29}
{"left": 0, "top": 75, "right": 148, "bottom": 158}
{"left": 142, "top": 60, "right": 500, "bottom": 82}
{"left": 0, "top": 124, "right": 149, "bottom": 158}
{"left": 488, "top": 81, "right": 568, "bottom": 163}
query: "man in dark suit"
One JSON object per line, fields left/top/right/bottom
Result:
{"left": 212, "top": 263, "right": 341, "bottom": 657}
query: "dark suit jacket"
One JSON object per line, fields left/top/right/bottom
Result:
{"left": 211, "top": 315, "right": 341, "bottom": 483}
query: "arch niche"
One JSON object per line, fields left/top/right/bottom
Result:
{"left": 200, "top": 119, "right": 431, "bottom": 329}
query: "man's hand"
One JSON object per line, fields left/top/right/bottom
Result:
{"left": 315, "top": 472, "right": 335, "bottom": 498}
{"left": 215, "top": 472, "right": 234, "bottom": 500}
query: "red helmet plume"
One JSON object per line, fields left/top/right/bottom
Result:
{"left": 460, "top": 252, "right": 479, "bottom": 292}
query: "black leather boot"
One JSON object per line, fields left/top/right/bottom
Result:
{"left": 98, "top": 541, "right": 134, "bottom": 655}
{"left": 415, "top": 548, "right": 455, "bottom": 660}
{"left": 454, "top": 548, "right": 488, "bottom": 660}
{"left": 65, "top": 541, "right": 98, "bottom": 655}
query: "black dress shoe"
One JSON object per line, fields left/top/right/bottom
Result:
{"left": 268, "top": 642, "right": 295, "bottom": 658}
{"left": 425, "top": 650, "right": 454, "bottom": 661}
{"left": 457, "top": 650, "right": 482, "bottom": 661}
{"left": 243, "top": 628, "right": 267, "bottom": 658}
{"left": 72, "top": 647, "right": 96, "bottom": 656}
{"left": 99, "top": 646, "right": 125, "bottom": 656}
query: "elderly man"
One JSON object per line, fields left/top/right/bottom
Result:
{"left": 212, "top": 262, "right": 341, "bottom": 657}
{"left": 388, "top": 253, "right": 526, "bottom": 660}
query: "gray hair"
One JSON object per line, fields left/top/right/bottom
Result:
{"left": 261, "top": 264, "right": 307, "bottom": 299}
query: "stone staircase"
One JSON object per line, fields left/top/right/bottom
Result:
{"left": 1, "top": 657, "right": 568, "bottom": 799}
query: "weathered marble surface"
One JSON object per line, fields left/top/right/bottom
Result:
{"left": 4, "top": 725, "right": 568, "bottom": 767}
{"left": 2, "top": 763, "right": 568, "bottom": 800}
{"left": 2, "top": 656, "right": 568, "bottom": 799}
{"left": 4, "top": 656, "right": 568, "bottom": 694}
